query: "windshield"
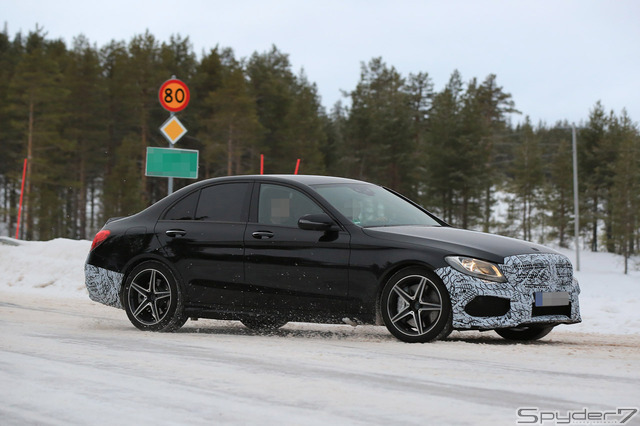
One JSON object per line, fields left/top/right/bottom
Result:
{"left": 312, "top": 183, "right": 441, "bottom": 228}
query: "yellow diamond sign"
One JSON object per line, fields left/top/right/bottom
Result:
{"left": 160, "top": 116, "right": 187, "bottom": 145}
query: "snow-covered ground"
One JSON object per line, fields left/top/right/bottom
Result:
{"left": 1, "top": 237, "right": 638, "bottom": 335}
{"left": 1, "top": 237, "right": 639, "bottom": 425}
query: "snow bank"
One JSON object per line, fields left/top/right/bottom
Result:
{"left": 0, "top": 237, "right": 638, "bottom": 335}
{"left": 0, "top": 237, "right": 90, "bottom": 300}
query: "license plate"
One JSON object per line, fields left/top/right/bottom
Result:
{"left": 534, "top": 291, "right": 570, "bottom": 307}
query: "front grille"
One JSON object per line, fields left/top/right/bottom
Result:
{"left": 503, "top": 254, "right": 574, "bottom": 289}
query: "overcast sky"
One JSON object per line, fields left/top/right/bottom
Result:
{"left": 4, "top": 0, "right": 639, "bottom": 125}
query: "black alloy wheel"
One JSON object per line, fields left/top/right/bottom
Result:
{"left": 123, "top": 261, "right": 187, "bottom": 332}
{"left": 381, "top": 267, "right": 452, "bottom": 343}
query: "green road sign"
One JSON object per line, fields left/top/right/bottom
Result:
{"left": 146, "top": 147, "right": 198, "bottom": 179}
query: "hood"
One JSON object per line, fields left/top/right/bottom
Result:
{"left": 362, "top": 226, "right": 559, "bottom": 264}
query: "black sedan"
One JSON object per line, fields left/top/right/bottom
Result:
{"left": 85, "top": 175, "right": 581, "bottom": 343}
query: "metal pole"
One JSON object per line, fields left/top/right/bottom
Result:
{"left": 572, "top": 124, "right": 580, "bottom": 271}
{"left": 168, "top": 111, "right": 175, "bottom": 195}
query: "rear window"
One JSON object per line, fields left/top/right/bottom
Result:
{"left": 195, "top": 183, "right": 250, "bottom": 222}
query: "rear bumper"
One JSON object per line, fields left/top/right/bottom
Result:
{"left": 85, "top": 264, "right": 124, "bottom": 309}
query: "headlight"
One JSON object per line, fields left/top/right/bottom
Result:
{"left": 445, "top": 256, "right": 507, "bottom": 283}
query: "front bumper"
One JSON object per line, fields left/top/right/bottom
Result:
{"left": 435, "top": 253, "right": 581, "bottom": 330}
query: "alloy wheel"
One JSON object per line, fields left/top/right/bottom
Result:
{"left": 127, "top": 268, "right": 172, "bottom": 326}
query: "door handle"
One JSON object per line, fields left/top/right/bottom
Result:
{"left": 165, "top": 229, "right": 187, "bottom": 238}
{"left": 252, "top": 231, "right": 274, "bottom": 239}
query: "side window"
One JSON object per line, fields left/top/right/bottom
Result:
{"left": 195, "top": 183, "right": 250, "bottom": 222}
{"left": 163, "top": 190, "right": 200, "bottom": 220}
{"left": 258, "top": 184, "right": 323, "bottom": 227}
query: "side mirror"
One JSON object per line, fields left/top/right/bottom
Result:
{"left": 298, "top": 213, "right": 338, "bottom": 232}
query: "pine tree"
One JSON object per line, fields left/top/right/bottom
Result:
{"left": 127, "top": 31, "right": 168, "bottom": 204}
{"left": 246, "top": 46, "right": 326, "bottom": 175}
{"left": 203, "top": 49, "right": 263, "bottom": 176}
{"left": 475, "top": 74, "right": 519, "bottom": 231}
{"left": 0, "top": 29, "right": 24, "bottom": 235}
{"left": 405, "top": 72, "right": 434, "bottom": 199}
{"left": 189, "top": 47, "right": 225, "bottom": 178}
{"left": 7, "top": 28, "right": 70, "bottom": 239}
{"left": 579, "top": 101, "right": 614, "bottom": 251}
{"left": 64, "top": 35, "right": 108, "bottom": 238}
{"left": 509, "top": 118, "right": 543, "bottom": 241}
{"left": 424, "top": 70, "right": 463, "bottom": 224}
{"left": 545, "top": 125, "right": 574, "bottom": 248}
{"left": 343, "top": 58, "right": 414, "bottom": 193}
{"left": 609, "top": 111, "right": 640, "bottom": 273}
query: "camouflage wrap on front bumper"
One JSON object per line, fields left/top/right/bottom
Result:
{"left": 85, "top": 264, "right": 124, "bottom": 309}
{"left": 435, "top": 253, "right": 581, "bottom": 330}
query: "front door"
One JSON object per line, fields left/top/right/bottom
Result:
{"left": 244, "top": 183, "right": 351, "bottom": 317}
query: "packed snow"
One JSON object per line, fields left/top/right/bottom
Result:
{"left": 0, "top": 236, "right": 638, "bottom": 335}
{"left": 1, "top": 237, "right": 639, "bottom": 425}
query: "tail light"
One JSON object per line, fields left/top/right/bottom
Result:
{"left": 90, "top": 230, "right": 111, "bottom": 251}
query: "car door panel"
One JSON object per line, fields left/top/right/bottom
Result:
{"left": 243, "top": 183, "right": 351, "bottom": 315}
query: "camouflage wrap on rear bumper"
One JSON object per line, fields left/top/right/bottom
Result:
{"left": 85, "top": 264, "right": 124, "bottom": 309}
{"left": 435, "top": 253, "right": 581, "bottom": 330}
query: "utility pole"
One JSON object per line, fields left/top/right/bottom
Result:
{"left": 571, "top": 124, "right": 580, "bottom": 271}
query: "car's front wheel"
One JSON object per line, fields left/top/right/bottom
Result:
{"left": 495, "top": 325, "right": 555, "bottom": 341}
{"left": 380, "top": 267, "right": 452, "bottom": 343}
{"left": 123, "top": 261, "right": 187, "bottom": 332}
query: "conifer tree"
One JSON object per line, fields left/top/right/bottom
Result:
{"left": 609, "top": 111, "right": 639, "bottom": 273}
{"left": 509, "top": 118, "right": 543, "bottom": 241}
{"left": 64, "top": 35, "right": 108, "bottom": 238}
{"left": 203, "top": 49, "right": 263, "bottom": 176}
{"left": 344, "top": 58, "right": 413, "bottom": 193}
{"left": 545, "top": 125, "right": 574, "bottom": 248}
{"left": 7, "top": 28, "right": 70, "bottom": 239}
{"left": 424, "top": 70, "right": 463, "bottom": 224}
{"left": 579, "top": 101, "right": 612, "bottom": 251}
{"left": 246, "top": 46, "right": 325, "bottom": 175}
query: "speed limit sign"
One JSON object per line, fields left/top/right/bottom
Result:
{"left": 159, "top": 78, "right": 190, "bottom": 112}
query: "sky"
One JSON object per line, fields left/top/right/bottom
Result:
{"left": 3, "top": 0, "right": 640, "bottom": 126}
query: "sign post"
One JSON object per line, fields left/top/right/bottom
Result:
{"left": 153, "top": 76, "right": 196, "bottom": 194}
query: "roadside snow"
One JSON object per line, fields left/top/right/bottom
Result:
{"left": 0, "top": 237, "right": 638, "bottom": 335}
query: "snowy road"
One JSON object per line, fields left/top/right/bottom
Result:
{"left": 1, "top": 292, "right": 638, "bottom": 425}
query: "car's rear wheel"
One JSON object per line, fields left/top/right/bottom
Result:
{"left": 381, "top": 267, "right": 452, "bottom": 343}
{"left": 123, "top": 261, "right": 187, "bottom": 332}
{"left": 241, "top": 315, "right": 288, "bottom": 331}
{"left": 495, "top": 325, "right": 555, "bottom": 341}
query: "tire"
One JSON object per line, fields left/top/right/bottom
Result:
{"left": 495, "top": 325, "right": 555, "bottom": 341}
{"left": 122, "top": 261, "right": 187, "bottom": 332}
{"left": 241, "top": 315, "right": 288, "bottom": 331}
{"left": 380, "top": 267, "right": 452, "bottom": 343}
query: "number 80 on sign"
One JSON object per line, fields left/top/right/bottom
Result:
{"left": 159, "top": 78, "right": 190, "bottom": 113}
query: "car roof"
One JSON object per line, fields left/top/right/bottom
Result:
{"left": 201, "top": 174, "right": 369, "bottom": 187}
{"left": 133, "top": 175, "right": 373, "bottom": 221}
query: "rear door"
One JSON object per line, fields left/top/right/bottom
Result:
{"left": 155, "top": 182, "right": 252, "bottom": 307}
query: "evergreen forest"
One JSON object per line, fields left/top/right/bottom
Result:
{"left": 1, "top": 29, "right": 638, "bottom": 271}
